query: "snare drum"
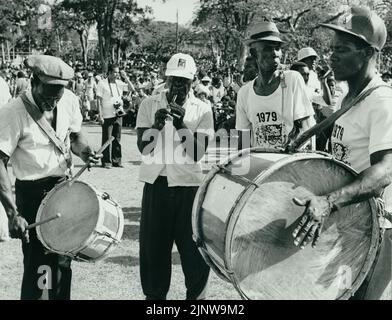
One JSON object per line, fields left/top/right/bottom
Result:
{"left": 192, "top": 149, "right": 380, "bottom": 300}
{"left": 36, "top": 180, "right": 124, "bottom": 262}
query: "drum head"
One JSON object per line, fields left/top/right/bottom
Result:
{"left": 228, "top": 155, "right": 379, "bottom": 300}
{"left": 37, "top": 181, "right": 100, "bottom": 253}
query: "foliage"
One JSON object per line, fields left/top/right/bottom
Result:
{"left": 59, "top": 0, "right": 151, "bottom": 72}
{"left": 191, "top": 0, "right": 392, "bottom": 70}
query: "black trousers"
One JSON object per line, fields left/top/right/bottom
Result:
{"left": 101, "top": 116, "right": 122, "bottom": 166}
{"left": 15, "top": 177, "right": 72, "bottom": 300}
{"left": 140, "top": 177, "right": 210, "bottom": 300}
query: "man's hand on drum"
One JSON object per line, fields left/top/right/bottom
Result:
{"left": 81, "top": 147, "right": 103, "bottom": 169}
{"left": 292, "top": 195, "right": 336, "bottom": 249}
{"left": 9, "top": 214, "right": 29, "bottom": 243}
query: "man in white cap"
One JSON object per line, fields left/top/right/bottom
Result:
{"left": 196, "top": 75, "right": 212, "bottom": 98}
{"left": 83, "top": 72, "right": 97, "bottom": 121}
{"left": 236, "top": 21, "right": 315, "bottom": 150}
{"left": 292, "top": 6, "right": 392, "bottom": 300}
{"left": 297, "top": 47, "right": 322, "bottom": 95}
{"left": 0, "top": 55, "right": 100, "bottom": 299}
{"left": 136, "top": 53, "right": 213, "bottom": 300}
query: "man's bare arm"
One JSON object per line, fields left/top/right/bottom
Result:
{"left": 0, "top": 152, "right": 17, "bottom": 219}
{"left": 326, "top": 149, "right": 392, "bottom": 208}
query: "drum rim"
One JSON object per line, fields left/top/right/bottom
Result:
{"left": 192, "top": 165, "right": 231, "bottom": 281}
{"left": 36, "top": 180, "right": 103, "bottom": 256}
{"left": 225, "top": 151, "right": 380, "bottom": 300}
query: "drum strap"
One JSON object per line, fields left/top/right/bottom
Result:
{"left": 287, "top": 85, "right": 392, "bottom": 152}
{"left": 20, "top": 93, "right": 73, "bottom": 171}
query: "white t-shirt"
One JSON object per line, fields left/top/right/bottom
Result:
{"left": 0, "top": 88, "right": 82, "bottom": 180}
{"left": 136, "top": 92, "right": 214, "bottom": 187}
{"left": 236, "top": 71, "right": 315, "bottom": 148}
{"left": 331, "top": 77, "right": 392, "bottom": 173}
{"left": 331, "top": 77, "right": 392, "bottom": 215}
{"left": 211, "top": 85, "right": 226, "bottom": 104}
{"left": 84, "top": 79, "right": 97, "bottom": 101}
{"left": 96, "top": 79, "right": 126, "bottom": 119}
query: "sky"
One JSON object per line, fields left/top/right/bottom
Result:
{"left": 136, "top": 0, "right": 200, "bottom": 25}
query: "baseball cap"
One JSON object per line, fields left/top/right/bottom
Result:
{"left": 297, "top": 47, "right": 319, "bottom": 61}
{"left": 245, "top": 21, "right": 283, "bottom": 45}
{"left": 320, "top": 6, "right": 387, "bottom": 51}
{"left": 201, "top": 76, "right": 212, "bottom": 82}
{"left": 25, "top": 55, "right": 74, "bottom": 86}
{"left": 165, "top": 53, "right": 197, "bottom": 80}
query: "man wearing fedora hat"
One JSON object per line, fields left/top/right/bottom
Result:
{"left": 292, "top": 6, "right": 392, "bottom": 300}
{"left": 0, "top": 55, "right": 101, "bottom": 299}
{"left": 236, "top": 21, "right": 315, "bottom": 150}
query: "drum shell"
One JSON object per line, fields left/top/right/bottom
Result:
{"left": 36, "top": 181, "right": 124, "bottom": 262}
{"left": 192, "top": 149, "right": 380, "bottom": 300}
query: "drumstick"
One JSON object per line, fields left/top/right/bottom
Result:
{"left": 68, "top": 136, "right": 115, "bottom": 184}
{"left": 26, "top": 213, "right": 61, "bottom": 230}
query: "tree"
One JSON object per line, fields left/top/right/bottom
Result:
{"left": 60, "top": 0, "right": 150, "bottom": 72}
{"left": 0, "top": 0, "right": 41, "bottom": 62}
{"left": 53, "top": 2, "right": 95, "bottom": 67}
{"left": 193, "top": 0, "right": 263, "bottom": 69}
{"left": 192, "top": 0, "right": 380, "bottom": 70}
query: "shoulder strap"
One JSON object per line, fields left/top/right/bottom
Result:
{"left": 287, "top": 84, "right": 392, "bottom": 152}
{"left": 20, "top": 93, "right": 69, "bottom": 156}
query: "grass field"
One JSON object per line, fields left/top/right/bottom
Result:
{"left": 0, "top": 124, "right": 241, "bottom": 300}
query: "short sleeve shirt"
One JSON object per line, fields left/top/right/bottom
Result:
{"left": 331, "top": 77, "right": 392, "bottom": 173}
{"left": 136, "top": 92, "right": 214, "bottom": 187}
{"left": 96, "top": 79, "right": 125, "bottom": 119}
{"left": 0, "top": 88, "right": 82, "bottom": 180}
{"left": 330, "top": 77, "right": 392, "bottom": 214}
{"left": 235, "top": 71, "right": 314, "bottom": 148}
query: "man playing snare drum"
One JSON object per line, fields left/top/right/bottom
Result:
{"left": 236, "top": 21, "right": 315, "bottom": 150}
{"left": 292, "top": 6, "right": 392, "bottom": 299}
{"left": 0, "top": 55, "right": 100, "bottom": 300}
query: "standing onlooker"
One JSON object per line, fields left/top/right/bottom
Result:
{"left": 297, "top": 47, "right": 321, "bottom": 96}
{"left": 211, "top": 77, "right": 226, "bottom": 105}
{"left": 83, "top": 72, "right": 97, "bottom": 121}
{"left": 13, "top": 71, "right": 30, "bottom": 98}
{"left": 242, "top": 55, "right": 258, "bottom": 84}
{"left": 196, "top": 75, "right": 212, "bottom": 98}
{"left": 96, "top": 64, "right": 134, "bottom": 168}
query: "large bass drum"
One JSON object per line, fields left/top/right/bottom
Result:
{"left": 36, "top": 180, "right": 124, "bottom": 262}
{"left": 192, "top": 149, "right": 380, "bottom": 300}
